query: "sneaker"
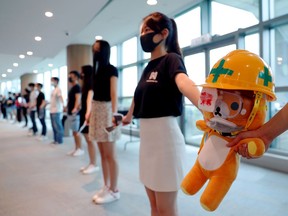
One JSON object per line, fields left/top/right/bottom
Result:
{"left": 82, "top": 164, "right": 100, "bottom": 175}
{"left": 94, "top": 189, "right": 120, "bottom": 204}
{"left": 37, "top": 135, "right": 48, "bottom": 141}
{"left": 66, "top": 149, "right": 76, "bottom": 156}
{"left": 72, "top": 148, "right": 84, "bottom": 156}
{"left": 92, "top": 186, "right": 109, "bottom": 201}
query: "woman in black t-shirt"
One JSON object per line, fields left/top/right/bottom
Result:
{"left": 122, "top": 12, "right": 201, "bottom": 216}
{"left": 89, "top": 40, "right": 120, "bottom": 204}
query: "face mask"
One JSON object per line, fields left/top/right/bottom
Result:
{"left": 80, "top": 74, "right": 84, "bottom": 80}
{"left": 140, "top": 32, "right": 163, "bottom": 52}
{"left": 93, "top": 52, "right": 101, "bottom": 62}
{"left": 51, "top": 82, "right": 56, "bottom": 87}
{"left": 68, "top": 77, "right": 73, "bottom": 83}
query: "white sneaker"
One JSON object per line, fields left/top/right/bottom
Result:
{"left": 37, "top": 135, "right": 48, "bottom": 141}
{"left": 72, "top": 148, "right": 84, "bottom": 156}
{"left": 92, "top": 186, "right": 109, "bottom": 201}
{"left": 94, "top": 189, "right": 120, "bottom": 204}
{"left": 82, "top": 164, "right": 100, "bottom": 174}
{"left": 66, "top": 149, "right": 76, "bottom": 156}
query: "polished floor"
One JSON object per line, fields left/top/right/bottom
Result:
{"left": 0, "top": 119, "right": 288, "bottom": 216}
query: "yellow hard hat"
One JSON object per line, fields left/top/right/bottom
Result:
{"left": 202, "top": 49, "right": 276, "bottom": 101}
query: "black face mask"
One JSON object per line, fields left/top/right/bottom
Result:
{"left": 140, "top": 32, "right": 163, "bottom": 52}
{"left": 68, "top": 77, "right": 73, "bottom": 83}
{"left": 93, "top": 51, "right": 101, "bottom": 62}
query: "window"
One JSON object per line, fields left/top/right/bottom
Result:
{"left": 59, "top": 66, "right": 68, "bottom": 104}
{"left": 122, "top": 66, "right": 138, "bottom": 97}
{"left": 270, "top": 25, "right": 288, "bottom": 87}
{"left": 43, "top": 71, "right": 51, "bottom": 101}
{"left": 244, "top": 33, "right": 260, "bottom": 55}
{"left": 211, "top": 1, "right": 259, "bottom": 36}
{"left": 51, "top": 69, "right": 59, "bottom": 77}
{"left": 110, "top": 46, "right": 118, "bottom": 66}
{"left": 175, "top": 7, "right": 201, "bottom": 48}
{"left": 209, "top": 44, "right": 236, "bottom": 70}
{"left": 270, "top": 0, "right": 288, "bottom": 19}
{"left": 122, "top": 37, "right": 137, "bottom": 65}
{"left": 184, "top": 53, "right": 206, "bottom": 103}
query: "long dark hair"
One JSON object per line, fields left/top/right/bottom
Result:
{"left": 81, "top": 65, "right": 93, "bottom": 94}
{"left": 93, "top": 40, "right": 111, "bottom": 74}
{"left": 142, "top": 12, "right": 182, "bottom": 56}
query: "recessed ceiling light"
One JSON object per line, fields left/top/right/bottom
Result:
{"left": 95, "top": 35, "right": 103, "bottom": 40}
{"left": 7, "top": 69, "right": 12, "bottom": 73}
{"left": 13, "top": 63, "right": 18, "bottom": 67}
{"left": 45, "top": 11, "right": 53, "bottom": 17}
{"left": 33, "top": 70, "right": 38, "bottom": 73}
{"left": 2, "top": 74, "right": 7, "bottom": 77}
{"left": 19, "top": 54, "right": 25, "bottom": 59}
{"left": 35, "top": 36, "right": 42, "bottom": 41}
{"left": 27, "top": 51, "right": 33, "bottom": 56}
{"left": 48, "top": 63, "right": 53, "bottom": 67}
{"left": 147, "top": 0, "right": 157, "bottom": 5}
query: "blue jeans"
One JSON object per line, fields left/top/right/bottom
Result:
{"left": 30, "top": 110, "right": 38, "bottom": 134}
{"left": 50, "top": 113, "right": 64, "bottom": 144}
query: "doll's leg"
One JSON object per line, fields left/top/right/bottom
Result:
{"left": 181, "top": 160, "right": 207, "bottom": 195}
{"left": 200, "top": 176, "right": 233, "bottom": 211}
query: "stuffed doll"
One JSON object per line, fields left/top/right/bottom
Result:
{"left": 181, "top": 50, "right": 276, "bottom": 211}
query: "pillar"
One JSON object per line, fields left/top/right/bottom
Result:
{"left": 66, "top": 44, "right": 92, "bottom": 74}
{"left": 20, "top": 73, "right": 38, "bottom": 94}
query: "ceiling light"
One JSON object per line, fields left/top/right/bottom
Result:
{"left": 19, "top": 54, "right": 25, "bottom": 59}
{"left": 2, "top": 74, "right": 7, "bottom": 77}
{"left": 147, "top": 0, "right": 157, "bottom": 5}
{"left": 13, "top": 63, "right": 18, "bottom": 67}
{"left": 48, "top": 63, "right": 53, "bottom": 67}
{"left": 7, "top": 69, "right": 12, "bottom": 73}
{"left": 95, "top": 35, "right": 103, "bottom": 40}
{"left": 35, "top": 36, "right": 42, "bottom": 41}
{"left": 33, "top": 70, "right": 38, "bottom": 73}
{"left": 27, "top": 51, "right": 33, "bottom": 56}
{"left": 45, "top": 11, "right": 53, "bottom": 17}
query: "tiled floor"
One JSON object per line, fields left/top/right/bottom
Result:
{"left": 0, "top": 119, "right": 288, "bottom": 216}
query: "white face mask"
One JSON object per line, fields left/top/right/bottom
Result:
{"left": 51, "top": 82, "right": 56, "bottom": 87}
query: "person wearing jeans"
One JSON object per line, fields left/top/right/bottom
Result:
{"left": 50, "top": 77, "right": 64, "bottom": 144}
{"left": 36, "top": 83, "right": 47, "bottom": 141}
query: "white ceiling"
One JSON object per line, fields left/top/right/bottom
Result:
{"left": 0, "top": 0, "right": 194, "bottom": 81}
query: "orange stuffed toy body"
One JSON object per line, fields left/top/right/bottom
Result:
{"left": 181, "top": 50, "right": 276, "bottom": 211}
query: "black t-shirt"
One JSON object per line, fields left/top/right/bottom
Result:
{"left": 133, "top": 53, "right": 187, "bottom": 118}
{"left": 92, "top": 64, "right": 118, "bottom": 101}
{"left": 36, "top": 92, "right": 45, "bottom": 112}
{"left": 67, "top": 84, "right": 81, "bottom": 115}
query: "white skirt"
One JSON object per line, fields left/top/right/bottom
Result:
{"left": 139, "top": 116, "right": 186, "bottom": 192}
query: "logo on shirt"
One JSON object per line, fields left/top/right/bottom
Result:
{"left": 147, "top": 71, "right": 158, "bottom": 83}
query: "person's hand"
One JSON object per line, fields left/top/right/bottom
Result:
{"left": 122, "top": 115, "right": 132, "bottom": 126}
{"left": 85, "top": 112, "right": 90, "bottom": 125}
{"left": 226, "top": 129, "right": 271, "bottom": 158}
{"left": 72, "top": 108, "right": 78, "bottom": 114}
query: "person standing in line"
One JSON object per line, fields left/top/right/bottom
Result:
{"left": 21, "top": 88, "right": 30, "bottom": 127}
{"left": 35, "top": 83, "right": 47, "bottom": 141}
{"left": 6, "top": 92, "right": 15, "bottom": 122}
{"left": 66, "top": 70, "right": 84, "bottom": 156}
{"left": 50, "top": 77, "right": 64, "bottom": 144}
{"left": 79, "top": 65, "right": 99, "bottom": 174}
{"left": 122, "top": 12, "right": 201, "bottom": 216}
{"left": 227, "top": 103, "right": 288, "bottom": 158}
{"left": 28, "top": 83, "right": 39, "bottom": 136}
{"left": 89, "top": 40, "right": 121, "bottom": 204}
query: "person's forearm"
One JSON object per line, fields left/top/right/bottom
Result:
{"left": 175, "top": 73, "right": 201, "bottom": 110}
{"left": 260, "top": 103, "right": 288, "bottom": 142}
{"left": 86, "top": 90, "right": 93, "bottom": 116}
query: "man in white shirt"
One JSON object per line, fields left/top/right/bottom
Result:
{"left": 50, "top": 77, "right": 64, "bottom": 144}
